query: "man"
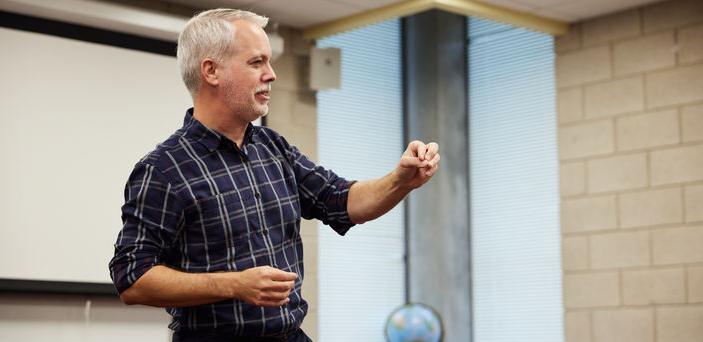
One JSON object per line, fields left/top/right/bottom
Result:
{"left": 109, "top": 8, "right": 440, "bottom": 342}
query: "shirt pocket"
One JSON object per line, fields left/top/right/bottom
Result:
{"left": 195, "top": 190, "right": 252, "bottom": 246}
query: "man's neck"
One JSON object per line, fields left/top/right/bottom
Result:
{"left": 193, "top": 97, "right": 249, "bottom": 148}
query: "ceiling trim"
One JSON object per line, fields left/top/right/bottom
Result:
{"left": 303, "top": 0, "right": 435, "bottom": 39}
{"left": 434, "top": 0, "right": 568, "bottom": 35}
{"left": 303, "top": 0, "right": 569, "bottom": 39}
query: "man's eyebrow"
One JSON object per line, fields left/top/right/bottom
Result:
{"left": 248, "top": 54, "right": 270, "bottom": 62}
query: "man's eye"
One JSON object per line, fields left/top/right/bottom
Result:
{"left": 251, "top": 60, "right": 263, "bottom": 65}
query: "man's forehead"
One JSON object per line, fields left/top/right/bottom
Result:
{"left": 228, "top": 20, "right": 270, "bottom": 57}
{"left": 230, "top": 20, "right": 266, "bottom": 37}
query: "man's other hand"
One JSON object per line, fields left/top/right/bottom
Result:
{"left": 226, "top": 266, "right": 298, "bottom": 307}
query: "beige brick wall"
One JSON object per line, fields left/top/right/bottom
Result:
{"left": 267, "top": 27, "right": 320, "bottom": 340}
{"left": 556, "top": 0, "right": 703, "bottom": 341}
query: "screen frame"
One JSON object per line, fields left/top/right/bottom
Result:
{"left": 0, "top": 10, "right": 266, "bottom": 295}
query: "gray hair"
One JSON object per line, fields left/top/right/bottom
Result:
{"left": 177, "top": 9, "right": 269, "bottom": 96}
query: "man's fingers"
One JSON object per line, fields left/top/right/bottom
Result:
{"left": 424, "top": 142, "right": 439, "bottom": 161}
{"left": 264, "top": 280, "right": 295, "bottom": 292}
{"left": 261, "top": 291, "right": 291, "bottom": 301}
{"left": 421, "top": 154, "right": 440, "bottom": 177}
{"left": 400, "top": 156, "right": 427, "bottom": 168}
{"left": 427, "top": 142, "right": 439, "bottom": 153}
{"left": 427, "top": 154, "right": 440, "bottom": 168}
{"left": 425, "top": 165, "right": 438, "bottom": 177}
{"left": 408, "top": 140, "right": 427, "bottom": 160}
{"left": 268, "top": 269, "right": 298, "bottom": 282}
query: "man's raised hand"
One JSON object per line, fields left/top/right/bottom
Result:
{"left": 395, "top": 140, "right": 440, "bottom": 189}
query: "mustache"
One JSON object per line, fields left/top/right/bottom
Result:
{"left": 255, "top": 83, "right": 272, "bottom": 93}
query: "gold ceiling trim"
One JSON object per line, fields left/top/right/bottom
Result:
{"left": 302, "top": 0, "right": 569, "bottom": 39}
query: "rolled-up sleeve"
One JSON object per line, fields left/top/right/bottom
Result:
{"left": 285, "top": 142, "right": 356, "bottom": 236}
{"left": 109, "top": 162, "right": 183, "bottom": 294}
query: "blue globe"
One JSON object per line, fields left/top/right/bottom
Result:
{"left": 385, "top": 303, "right": 442, "bottom": 342}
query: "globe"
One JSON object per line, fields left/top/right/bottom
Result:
{"left": 385, "top": 303, "right": 442, "bottom": 342}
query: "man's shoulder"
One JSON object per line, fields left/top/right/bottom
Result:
{"left": 135, "top": 128, "right": 187, "bottom": 170}
{"left": 254, "top": 125, "right": 291, "bottom": 150}
{"left": 254, "top": 125, "right": 282, "bottom": 141}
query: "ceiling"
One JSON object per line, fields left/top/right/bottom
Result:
{"left": 0, "top": 0, "right": 668, "bottom": 42}
{"left": 164, "top": 0, "right": 666, "bottom": 28}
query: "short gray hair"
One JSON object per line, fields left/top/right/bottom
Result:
{"left": 177, "top": 9, "right": 269, "bottom": 96}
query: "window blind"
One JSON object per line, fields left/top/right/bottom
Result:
{"left": 316, "top": 19, "right": 405, "bottom": 342}
{"left": 468, "top": 17, "right": 563, "bottom": 342}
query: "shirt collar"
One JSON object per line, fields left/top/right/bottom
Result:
{"left": 183, "top": 108, "right": 256, "bottom": 152}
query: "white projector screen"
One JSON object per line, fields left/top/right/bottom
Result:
{"left": 0, "top": 26, "right": 192, "bottom": 285}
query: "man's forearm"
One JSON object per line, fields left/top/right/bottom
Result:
{"left": 119, "top": 264, "right": 296, "bottom": 308}
{"left": 347, "top": 170, "right": 411, "bottom": 224}
{"left": 119, "top": 265, "right": 233, "bottom": 307}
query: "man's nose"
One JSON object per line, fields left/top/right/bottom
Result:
{"left": 264, "top": 63, "right": 276, "bottom": 82}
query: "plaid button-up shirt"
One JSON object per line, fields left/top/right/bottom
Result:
{"left": 109, "top": 109, "right": 355, "bottom": 337}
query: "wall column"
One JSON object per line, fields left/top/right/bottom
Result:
{"left": 404, "top": 9, "right": 472, "bottom": 342}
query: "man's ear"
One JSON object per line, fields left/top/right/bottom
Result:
{"left": 201, "top": 59, "right": 219, "bottom": 87}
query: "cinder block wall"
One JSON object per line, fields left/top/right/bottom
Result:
{"left": 556, "top": 0, "right": 703, "bottom": 341}
{"left": 267, "top": 26, "right": 320, "bottom": 341}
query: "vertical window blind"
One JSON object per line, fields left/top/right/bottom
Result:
{"left": 468, "top": 17, "right": 563, "bottom": 342}
{"left": 316, "top": 19, "right": 405, "bottom": 341}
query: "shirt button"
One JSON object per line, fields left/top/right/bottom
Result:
{"left": 254, "top": 192, "right": 261, "bottom": 198}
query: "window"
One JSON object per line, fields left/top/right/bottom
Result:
{"left": 468, "top": 17, "right": 563, "bottom": 342}
{"left": 317, "top": 19, "right": 405, "bottom": 341}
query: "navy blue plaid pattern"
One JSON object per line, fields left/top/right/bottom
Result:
{"left": 109, "top": 109, "right": 355, "bottom": 337}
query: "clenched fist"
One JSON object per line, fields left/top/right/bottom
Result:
{"left": 231, "top": 266, "right": 298, "bottom": 307}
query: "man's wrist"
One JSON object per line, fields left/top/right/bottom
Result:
{"left": 207, "top": 272, "right": 239, "bottom": 300}
{"left": 391, "top": 168, "right": 414, "bottom": 192}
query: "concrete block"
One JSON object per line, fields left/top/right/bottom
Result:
{"left": 301, "top": 234, "right": 318, "bottom": 274}
{"left": 679, "top": 23, "right": 703, "bottom": 64}
{"left": 592, "top": 308, "right": 653, "bottom": 342}
{"left": 616, "top": 109, "right": 679, "bottom": 151}
{"left": 585, "top": 76, "right": 644, "bottom": 118}
{"left": 558, "top": 88, "right": 583, "bottom": 124}
{"left": 587, "top": 153, "right": 647, "bottom": 193}
{"left": 272, "top": 53, "right": 302, "bottom": 91}
{"left": 643, "top": 0, "right": 703, "bottom": 33}
{"left": 619, "top": 187, "right": 683, "bottom": 228}
{"left": 564, "top": 272, "right": 620, "bottom": 308}
{"left": 583, "top": 9, "right": 640, "bottom": 47}
{"left": 590, "top": 231, "right": 650, "bottom": 269}
{"left": 563, "top": 236, "right": 589, "bottom": 271}
{"left": 266, "top": 89, "right": 295, "bottom": 126}
{"left": 559, "top": 120, "right": 614, "bottom": 160}
{"left": 301, "top": 271, "right": 317, "bottom": 310}
{"left": 657, "top": 306, "right": 703, "bottom": 342}
{"left": 563, "top": 195, "right": 617, "bottom": 233}
{"left": 556, "top": 23, "right": 582, "bottom": 54}
{"left": 685, "top": 184, "right": 703, "bottom": 223}
{"left": 650, "top": 144, "right": 703, "bottom": 185}
{"left": 300, "top": 308, "right": 318, "bottom": 342}
{"left": 613, "top": 32, "right": 675, "bottom": 76}
{"left": 682, "top": 103, "right": 703, "bottom": 143}
{"left": 688, "top": 266, "right": 703, "bottom": 303}
{"left": 299, "top": 218, "right": 317, "bottom": 237}
{"left": 565, "top": 311, "right": 591, "bottom": 342}
{"left": 622, "top": 268, "right": 686, "bottom": 305}
{"left": 646, "top": 64, "right": 703, "bottom": 109}
{"left": 291, "top": 90, "right": 317, "bottom": 126}
{"left": 561, "top": 161, "right": 586, "bottom": 197}
{"left": 652, "top": 226, "right": 703, "bottom": 265}
{"left": 557, "top": 47, "right": 611, "bottom": 88}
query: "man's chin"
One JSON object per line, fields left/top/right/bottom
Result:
{"left": 254, "top": 105, "right": 269, "bottom": 118}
